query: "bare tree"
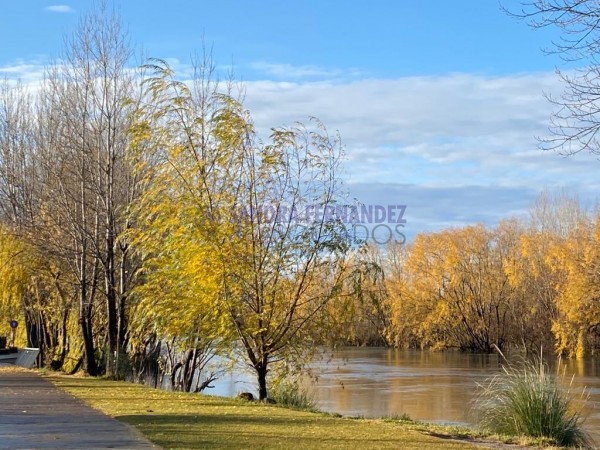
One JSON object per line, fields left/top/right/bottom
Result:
{"left": 35, "top": 4, "right": 138, "bottom": 376}
{"left": 0, "top": 81, "right": 40, "bottom": 227}
{"left": 510, "top": 1, "right": 600, "bottom": 155}
{"left": 0, "top": 80, "right": 47, "bottom": 361}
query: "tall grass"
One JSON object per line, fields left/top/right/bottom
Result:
{"left": 269, "top": 378, "right": 317, "bottom": 411}
{"left": 475, "top": 352, "right": 591, "bottom": 448}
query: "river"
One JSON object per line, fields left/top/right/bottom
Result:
{"left": 208, "top": 347, "right": 600, "bottom": 442}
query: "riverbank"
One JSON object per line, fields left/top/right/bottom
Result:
{"left": 47, "top": 374, "right": 559, "bottom": 449}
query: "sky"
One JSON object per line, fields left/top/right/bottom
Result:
{"left": 1, "top": 1, "right": 598, "bottom": 239}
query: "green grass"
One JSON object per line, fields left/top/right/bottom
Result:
{"left": 47, "top": 374, "right": 482, "bottom": 450}
{"left": 475, "top": 355, "right": 592, "bottom": 448}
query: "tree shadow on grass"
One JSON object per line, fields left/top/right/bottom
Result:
{"left": 115, "top": 413, "right": 473, "bottom": 450}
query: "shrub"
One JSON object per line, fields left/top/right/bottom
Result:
{"left": 475, "top": 354, "right": 591, "bottom": 448}
{"left": 269, "top": 378, "right": 317, "bottom": 411}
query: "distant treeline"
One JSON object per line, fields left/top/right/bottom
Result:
{"left": 329, "top": 190, "right": 600, "bottom": 358}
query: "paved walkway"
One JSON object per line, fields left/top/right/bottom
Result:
{"left": 0, "top": 369, "right": 157, "bottom": 449}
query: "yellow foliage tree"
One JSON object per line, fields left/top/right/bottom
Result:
{"left": 0, "top": 228, "right": 29, "bottom": 332}
{"left": 0, "top": 226, "right": 68, "bottom": 357}
{"left": 547, "top": 216, "right": 600, "bottom": 357}
{"left": 388, "top": 224, "right": 518, "bottom": 352}
{"left": 131, "top": 59, "right": 349, "bottom": 399}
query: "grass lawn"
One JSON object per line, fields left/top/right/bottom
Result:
{"left": 47, "top": 374, "right": 482, "bottom": 450}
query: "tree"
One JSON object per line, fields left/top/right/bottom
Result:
{"left": 325, "top": 244, "right": 391, "bottom": 347}
{"left": 0, "top": 227, "right": 31, "bottom": 340}
{"left": 0, "top": 80, "right": 73, "bottom": 367}
{"left": 504, "top": 223, "right": 558, "bottom": 352}
{"left": 506, "top": 190, "right": 585, "bottom": 352}
{"left": 0, "top": 80, "right": 37, "bottom": 228}
{"left": 546, "top": 215, "right": 600, "bottom": 357}
{"left": 34, "top": 4, "right": 138, "bottom": 376}
{"left": 511, "top": 1, "right": 600, "bottom": 155}
{"left": 132, "top": 59, "right": 349, "bottom": 400}
{"left": 389, "top": 225, "right": 517, "bottom": 352}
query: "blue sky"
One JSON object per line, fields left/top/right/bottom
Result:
{"left": 1, "top": 1, "right": 597, "bottom": 237}
{"left": 0, "top": 1, "right": 561, "bottom": 76}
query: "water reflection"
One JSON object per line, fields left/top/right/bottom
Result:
{"left": 310, "top": 349, "right": 500, "bottom": 424}
{"left": 209, "top": 348, "right": 600, "bottom": 441}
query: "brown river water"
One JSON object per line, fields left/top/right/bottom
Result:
{"left": 209, "top": 347, "right": 600, "bottom": 442}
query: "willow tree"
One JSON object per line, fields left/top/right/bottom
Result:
{"left": 0, "top": 225, "right": 66, "bottom": 365}
{"left": 226, "top": 120, "right": 349, "bottom": 400}
{"left": 544, "top": 215, "right": 600, "bottom": 358}
{"left": 132, "top": 59, "right": 349, "bottom": 400}
{"left": 0, "top": 80, "right": 42, "bottom": 350}
{"left": 504, "top": 191, "right": 585, "bottom": 352}
{"left": 389, "top": 225, "right": 517, "bottom": 352}
{"left": 0, "top": 227, "right": 31, "bottom": 343}
{"left": 322, "top": 244, "right": 391, "bottom": 347}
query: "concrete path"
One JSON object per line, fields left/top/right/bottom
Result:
{"left": 0, "top": 369, "right": 157, "bottom": 449}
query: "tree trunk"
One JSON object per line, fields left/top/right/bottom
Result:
{"left": 256, "top": 355, "right": 269, "bottom": 401}
{"left": 170, "top": 361, "right": 182, "bottom": 390}
{"left": 69, "top": 353, "right": 84, "bottom": 375}
{"left": 105, "top": 234, "right": 118, "bottom": 377}
{"left": 51, "top": 309, "right": 69, "bottom": 370}
{"left": 80, "top": 322, "right": 97, "bottom": 375}
{"left": 116, "top": 243, "right": 130, "bottom": 375}
{"left": 80, "top": 278, "right": 98, "bottom": 376}
{"left": 182, "top": 349, "right": 196, "bottom": 393}
{"left": 104, "top": 144, "right": 118, "bottom": 377}
{"left": 25, "top": 309, "right": 38, "bottom": 348}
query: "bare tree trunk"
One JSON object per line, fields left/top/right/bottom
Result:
{"left": 256, "top": 355, "right": 269, "bottom": 401}
{"left": 105, "top": 227, "right": 118, "bottom": 375}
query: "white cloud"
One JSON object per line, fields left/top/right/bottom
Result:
{"left": 245, "top": 73, "right": 559, "bottom": 148}
{"left": 45, "top": 5, "right": 74, "bottom": 13}
{"left": 1, "top": 56, "right": 594, "bottom": 234}
{"left": 0, "top": 60, "right": 47, "bottom": 90}
{"left": 249, "top": 61, "right": 362, "bottom": 80}
{"left": 241, "top": 72, "right": 599, "bottom": 233}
